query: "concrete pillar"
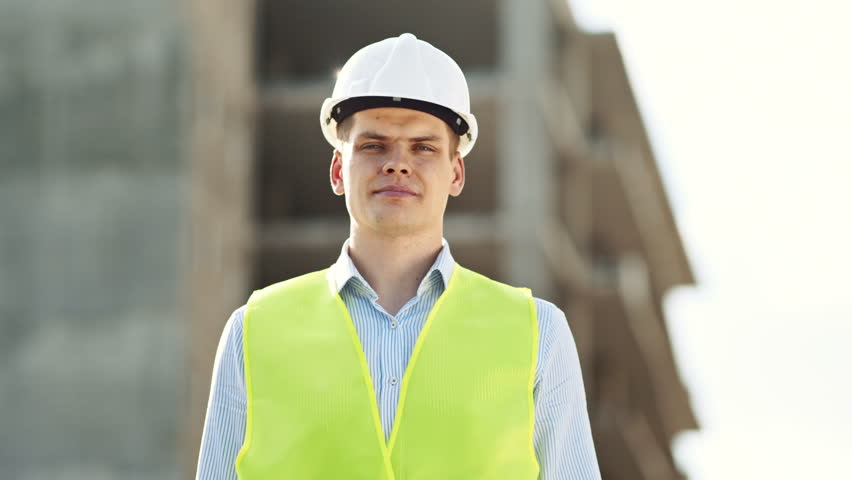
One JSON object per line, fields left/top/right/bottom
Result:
{"left": 498, "top": 0, "right": 556, "bottom": 299}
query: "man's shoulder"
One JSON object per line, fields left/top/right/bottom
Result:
{"left": 453, "top": 274, "right": 575, "bottom": 366}
{"left": 242, "top": 269, "right": 339, "bottom": 314}
{"left": 228, "top": 304, "right": 247, "bottom": 328}
{"left": 531, "top": 296, "right": 564, "bottom": 319}
{"left": 252, "top": 268, "right": 332, "bottom": 297}
{"left": 531, "top": 296, "right": 569, "bottom": 333}
{"left": 455, "top": 266, "right": 568, "bottom": 329}
{"left": 453, "top": 265, "right": 532, "bottom": 300}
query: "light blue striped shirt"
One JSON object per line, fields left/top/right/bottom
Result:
{"left": 196, "top": 241, "right": 601, "bottom": 479}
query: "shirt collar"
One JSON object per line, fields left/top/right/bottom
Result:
{"left": 329, "top": 238, "right": 456, "bottom": 296}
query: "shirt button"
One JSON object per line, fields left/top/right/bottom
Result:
{"left": 390, "top": 320, "right": 398, "bottom": 329}
{"left": 389, "top": 377, "right": 398, "bottom": 386}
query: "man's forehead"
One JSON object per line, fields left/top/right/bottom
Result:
{"left": 350, "top": 108, "right": 450, "bottom": 138}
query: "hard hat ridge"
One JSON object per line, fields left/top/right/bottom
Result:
{"left": 371, "top": 34, "right": 436, "bottom": 101}
{"left": 320, "top": 33, "right": 479, "bottom": 157}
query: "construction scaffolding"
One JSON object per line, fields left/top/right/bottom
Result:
{"left": 186, "top": 0, "right": 698, "bottom": 478}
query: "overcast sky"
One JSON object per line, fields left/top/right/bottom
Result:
{"left": 569, "top": 1, "right": 852, "bottom": 478}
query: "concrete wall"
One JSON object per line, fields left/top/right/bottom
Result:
{"left": 0, "top": 1, "right": 187, "bottom": 478}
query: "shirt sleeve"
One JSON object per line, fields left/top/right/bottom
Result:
{"left": 195, "top": 306, "right": 247, "bottom": 480}
{"left": 533, "top": 299, "right": 602, "bottom": 480}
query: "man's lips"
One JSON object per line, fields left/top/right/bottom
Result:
{"left": 374, "top": 185, "right": 417, "bottom": 197}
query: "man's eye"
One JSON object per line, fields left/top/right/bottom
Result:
{"left": 415, "top": 145, "right": 436, "bottom": 152}
{"left": 362, "top": 144, "right": 383, "bottom": 150}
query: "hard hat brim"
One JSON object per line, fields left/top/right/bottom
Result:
{"left": 331, "top": 96, "right": 471, "bottom": 137}
{"left": 320, "top": 96, "right": 478, "bottom": 158}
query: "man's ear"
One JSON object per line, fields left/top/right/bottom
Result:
{"left": 330, "top": 150, "right": 345, "bottom": 196}
{"left": 448, "top": 152, "right": 465, "bottom": 197}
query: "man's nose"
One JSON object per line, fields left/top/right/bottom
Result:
{"left": 382, "top": 147, "right": 411, "bottom": 175}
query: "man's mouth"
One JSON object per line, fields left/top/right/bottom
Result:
{"left": 374, "top": 185, "right": 417, "bottom": 197}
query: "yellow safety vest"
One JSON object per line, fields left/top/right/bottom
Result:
{"left": 235, "top": 264, "right": 540, "bottom": 479}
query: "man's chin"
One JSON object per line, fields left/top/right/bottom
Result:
{"left": 367, "top": 214, "right": 427, "bottom": 235}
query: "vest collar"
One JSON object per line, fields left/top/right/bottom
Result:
{"left": 329, "top": 238, "right": 456, "bottom": 296}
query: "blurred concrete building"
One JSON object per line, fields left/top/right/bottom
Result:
{"left": 187, "top": 0, "right": 698, "bottom": 479}
{"left": 0, "top": 0, "right": 187, "bottom": 478}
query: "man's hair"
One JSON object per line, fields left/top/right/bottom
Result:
{"left": 336, "top": 115, "right": 461, "bottom": 159}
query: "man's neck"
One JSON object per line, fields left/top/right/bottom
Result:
{"left": 347, "top": 227, "right": 444, "bottom": 316}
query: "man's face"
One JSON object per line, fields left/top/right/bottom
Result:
{"left": 330, "top": 107, "right": 465, "bottom": 236}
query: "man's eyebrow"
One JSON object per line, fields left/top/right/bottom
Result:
{"left": 409, "top": 135, "right": 443, "bottom": 143}
{"left": 354, "top": 132, "right": 444, "bottom": 143}
{"left": 354, "top": 131, "right": 390, "bottom": 141}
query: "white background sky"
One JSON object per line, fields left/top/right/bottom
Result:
{"left": 568, "top": 1, "right": 852, "bottom": 478}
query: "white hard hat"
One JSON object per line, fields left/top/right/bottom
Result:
{"left": 320, "top": 33, "right": 478, "bottom": 158}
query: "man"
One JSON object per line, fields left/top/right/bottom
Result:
{"left": 197, "top": 33, "right": 601, "bottom": 479}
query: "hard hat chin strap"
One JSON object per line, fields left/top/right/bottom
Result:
{"left": 328, "top": 96, "right": 470, "bottom": 137}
